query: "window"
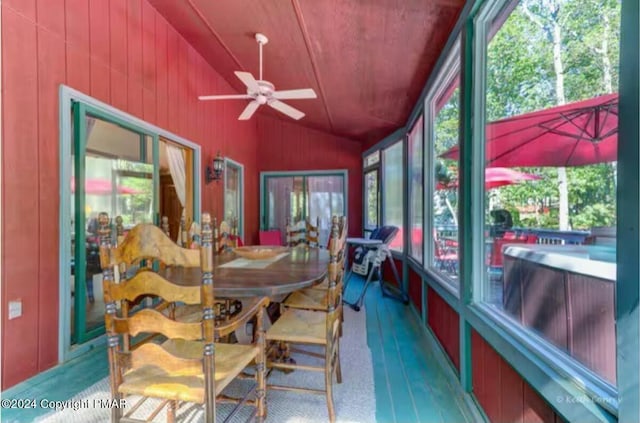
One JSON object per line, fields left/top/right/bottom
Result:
{"left": 382, "top": 142, "right": 404, "bottom": 251}
{"left": 408, "top": 117, "right": 424, "bottom": 261}
{"left": 364, "top": 170, "right": 379, "bottom": 231}
{"left": 61, "top": 88, "right": 200, "bottom": 359}
{"left": 477, "top": 0, "right": 620, "bottom": 392}
{"left": 427, "top": 40, "right": 461, "bottom": 287}
{"left": 364, "top": 151, "right": 380, "bottom": 167}
{"left": 224, "top": 159, "right": 244, "bottom": 240}
{"left": 261, "top": 171, "right": 347, "bottom": 246}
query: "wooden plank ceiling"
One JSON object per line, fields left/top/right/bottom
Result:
{"left": 147, "top": 0, "right": 464, "bottom": 143}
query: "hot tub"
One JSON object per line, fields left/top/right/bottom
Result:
{"left": 502, "top": 244, "right": 616, "bottom": 384}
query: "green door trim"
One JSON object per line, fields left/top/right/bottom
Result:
{"left": 58, "top": 85, "right": 202, "bottom": 362}
{"left": 259, "top": 170, "right": 349, "bottom": 231}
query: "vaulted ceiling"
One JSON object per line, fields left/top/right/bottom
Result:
{"left": 148, "top": 0, "right": 464, "bottom": 143}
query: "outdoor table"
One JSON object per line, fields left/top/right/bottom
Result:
{"left": 159, "top": 246, "right": 329, "bottom": 298}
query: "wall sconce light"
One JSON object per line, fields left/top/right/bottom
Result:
{"left": 206, "top": 151, "right": 225, "bottom": 184}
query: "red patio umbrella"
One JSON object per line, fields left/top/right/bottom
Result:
{"left": 440, "top": 93, "right": 618, "bottom": 167}
{"left": 436, "top": 167, "right": 541, "bottom": 190}
{"left": 71, "top": 178, "right": 142, "bottom": 195}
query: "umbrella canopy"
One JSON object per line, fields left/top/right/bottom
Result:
{"left": 436, "top": 167, "right": 541, "bottom": 190}
{"left": 71, "top": 178, "right": 142, "bottom": 195}
{"left": 440, "top": 93, "right": 618, "bottom": 167}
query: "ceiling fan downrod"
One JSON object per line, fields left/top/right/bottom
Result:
{"left": 255, "top": 33, "right": 268, "bottom": 82}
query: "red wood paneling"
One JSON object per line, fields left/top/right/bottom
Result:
{"left": 2, "top": 0, "right": 363, "bottom": 390}
{"left": 65, "top": 0, "right": 90, "bottom": 52}
{"left": 88, "top": 0, "right": 110, "bottom": 64}
{"left": 427, "top": 287, "right": 460, "bottom": 369}
{"left": 90, "top": 60, "right": 111, "bottom": 104}
{"left": 37, "top": 0, "right": 65, "bottom": 36}
{"left": 66, "top": 46, "right": 91, "bottom": 94}
{"left": 141, "top": 1, "right": 157, "bottom": 91}
{"left": 382, "top": 258, "right": 403, "bottom": 289}
{"left": 4, "top": 0, "right": 36, "bottom": 21}
{"left": 408, "top": 267, "right": 422, "bottom": 313}
{"left": 2, "top": 7, "right": 40, "bottom": 388}
{"left": 472, "top": 330, "right": 562, "bottom": 422}
{"left": 127, "top": 0, "right": 143, "bottom": 83}
{"left": 36, "top": 28, "right": 66, "bottom": 372}
{"left": 109, "top": 1, "right": 128, "bottom": 75}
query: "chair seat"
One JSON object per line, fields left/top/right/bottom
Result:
{"left": 266, "top": 309, "right": 327, "bottom": 345}
{"left": 119, "top": 341, "right": 259, "bottom": 402}
{"left": 284, "top": 288, "right": 328, "bottom": 311}
{"left": 309, "top": 277, "right": 329, "bottom": 290}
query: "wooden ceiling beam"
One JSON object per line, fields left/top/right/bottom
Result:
{"left": 291, "top": 0, "right": 335, "bottom": 133}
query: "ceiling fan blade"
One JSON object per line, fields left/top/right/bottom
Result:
{"left": 198, "top": 94, "right": 252, "bottom": 101}
{"left": 268, "top": 100, "right": 305, "bottom": 120}
{"left": 272, "top": 88, "right": 317, "bottom": 100}
{"left": 238, "top": 101, "right": 260, "bottom": 120}
{"left": 234, "top": 71, "right": 260, "bottom": 93}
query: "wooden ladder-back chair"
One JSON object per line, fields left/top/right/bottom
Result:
{"left": 282, "top": 215, "right": 343, "bottom": 310}
{"left": 285, "top": 217, "right": 307, "bottom": 247}
{"left": 100, "top": 212, "right": 268, "bottom": 423}
{"left": 265, "top": 216, "right": 348, "bottom": 423}
{"left": 305, "top": 217, "right": 321, "bottom": 248}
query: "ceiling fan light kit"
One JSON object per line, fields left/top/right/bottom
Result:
{"left": 198, "top": 33, "right": 317, "bottom": 121}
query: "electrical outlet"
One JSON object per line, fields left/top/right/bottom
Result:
{"left": 8, "top": 300, "right": 22, "bottom": 319}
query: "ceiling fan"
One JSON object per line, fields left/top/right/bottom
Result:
{"left": 198, "top": 33, "right": 317, "bottom": 121}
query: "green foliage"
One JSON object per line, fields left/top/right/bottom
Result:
{"left": 480, "top": 0, "right": 620, "bottom": 230}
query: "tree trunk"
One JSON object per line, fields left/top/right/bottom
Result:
{"left": 599, "top": 8, "right": 617, "bottom": 190}
{"left": 445, "top": 197, "right": 458, "bottom": 226}
{"left": 551, "top": 10, "right": 570, "bottom": 230}
{"left": 524, "top": 0, "right": 570, "bottom": 230}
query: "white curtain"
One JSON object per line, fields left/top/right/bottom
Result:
{"left": 166, "top": 145, "right": 186, "bottom": 243}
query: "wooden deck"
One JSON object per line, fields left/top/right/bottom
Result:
{"left": 2, "top": 275, "right": 476, "bottom": 423}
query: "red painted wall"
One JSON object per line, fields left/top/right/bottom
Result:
{"left": 407, "top": 267, "right": 422, "bottom": 314}
{"left": 381, "top": 257, "right": 403, "bottom": 289}
{"left": 256, "top": 116, "right": 362, "bottom": 237}
{"left": 0, "top": 0, "right": 360, "bottom": 389}
{"left": 472, "top": 330, "right": 564, "bottom": 422}
{"left": 427, "top": 287, "right": 460, "bottom": 370}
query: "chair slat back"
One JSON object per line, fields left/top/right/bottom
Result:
{"left": 113, "top": 308, "right": 203, "bottom": 340}
{"left": 306, "top": 217, "right": 321, "bottom": 248}
{"left": 326, "top": 216, "right": 347, "bottom": 334}
{"left": 286, "top": 218, "right": 307, "bottom": 247}
{"left": 100, "top": 213, "right": 216, "bottom": 394}
{"left": 107, "top": 223, "right": 200, "bottom": 268}
{"left": 127, "top": 342, "right": 203, "bottom": 376}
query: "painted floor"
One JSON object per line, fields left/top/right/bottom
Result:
{"left": 2, "top": 275, "right": 475, "bottom": 423}
{"left": 343, "top": 275, "right": 475, "bottom": 423}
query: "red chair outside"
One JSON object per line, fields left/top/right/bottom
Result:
{"left": 259, "top": 230, "right": 282, "bottom": 246}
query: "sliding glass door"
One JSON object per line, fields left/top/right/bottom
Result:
{"left": 261, "top": 171, "right": 348, "bottom": 246}
{"left": 69, "top": 101, "right": 197, "bottom": 346}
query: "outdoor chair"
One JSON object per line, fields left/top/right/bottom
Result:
{"left": 265, "top": 216, "right": 348, "bottom": 423}
{"left": 433, "top": 230, "right": 459, "bottom": 275}
{"left": 99, "top": 213, "right": 269, "bottom": 423}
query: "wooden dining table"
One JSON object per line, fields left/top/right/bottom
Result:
{"left": 159, "top": 246, "right": 330, "bottom": 298}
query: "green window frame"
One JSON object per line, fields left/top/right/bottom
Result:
{"left": 59, "top": 85, "right": 202, "bottom": 361}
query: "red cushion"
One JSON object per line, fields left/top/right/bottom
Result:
{"left": 259, "top": 230, "right": 282, "bottom": 246}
